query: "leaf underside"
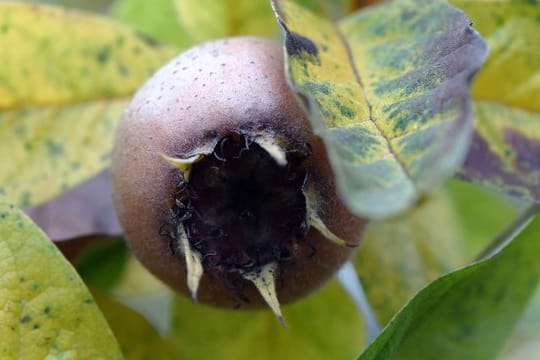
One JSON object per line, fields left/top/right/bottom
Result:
{"left": 272, "top": 0, "right": 488, "bottom": 218}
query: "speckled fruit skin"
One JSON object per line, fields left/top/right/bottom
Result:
{"left": 111, "top": 36, "right": 366, "bottom": 309}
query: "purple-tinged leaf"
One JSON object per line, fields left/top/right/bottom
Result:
{"left": 453, "top": 1, "right": 540, "bottom": 203}
{"left": 25, "top": 170, "right": 122, "bottom": 242}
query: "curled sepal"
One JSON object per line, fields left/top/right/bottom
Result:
{"left": 304, "top": 187, "right": 350, "bottom": 247}
{"left": 242, "top": 262, "right": 286, "bottom": 327}
{"left": 161, "top": 153, "right": 204, "bottom": 181}
{"left": 177, "top": 225, "right": 204, "bottom": 301}
{"left": 254, "top": 135, "right": 288, "bottom": 167}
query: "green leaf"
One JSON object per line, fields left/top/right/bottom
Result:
{"left": 110, "top": 0, "right": 191, "bottom": 48}
{"left": 354, "top": 189, "right": 466, "bottom": 324}
{"left": 0, "top": 196, "right": 122, "bottom": 359}
{"left": 272, "top": 0, "right": 487, "bottom": 218}
{"left": 92, "top": 290, "right": 174, "bottom": 359}
{"left": 359, "top": 209, "right": 540, "bottom": 359}
{"left": 76, "top": 237, "right": 129, "bottom": 292}
{"left": 167, "top": 280, "right": 364, "bottom": 360}
{"left": 446, "top": 179, "right": 520, "bottom": 258}
{"left": 0, "top": 3, "right": 176, "bottom": 208}
{"left": 452, "top": 1, "right": 540, "bottom": 203}
{"left": 173, "top": 0, "right": 278, "bottom": 43}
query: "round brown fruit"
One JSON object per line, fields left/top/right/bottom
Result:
{"left": 111, "top": 36, "right": 366, "bottom": 320}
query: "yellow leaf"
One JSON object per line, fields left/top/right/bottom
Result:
{"left": 0, "top": 101, "right": 126, "bottom": 208}
{"left": 354, "top": 189, "right": 465, "bottom": 323}
{"left": 0, "top": 3, "right": 177, "bottom": 207}
{"left": 453, "top": 1, "right": 540, "bottom": 112}
{"left": 453, "top": 0, "right": 540, "bottom": 202}
{"left": 0, "top": 196, "right": 122, "bottom": 359}
{"left": 173, "top": 0, "right": 277, "bottom": 43}
{"left": 167, "top": 280, "right": 365, "bottom": 360}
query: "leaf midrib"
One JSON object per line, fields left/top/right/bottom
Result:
{"left": 331, "top": 21, "right": 415, "bottom": 187}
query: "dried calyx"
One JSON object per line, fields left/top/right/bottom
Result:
{"left": 160, "top": 132, "right": 347, "bottom": 325}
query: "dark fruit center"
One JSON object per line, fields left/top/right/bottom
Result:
{"left": 166, "top": 133, "right": 311, "bottom": 276}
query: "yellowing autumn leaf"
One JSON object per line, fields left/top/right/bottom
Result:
{"left": 272, "top": 0, "right": 488, "bottom": 218}
{"left": 173, "top": 0, "right": 277, "bottom": 43}
{"left": 0, "top": 196, "right": 122, "bottom": 359}
{"left": 0, "top": 3, "right": 176, "bottom": 208}
{"left": 453, "top": 0, "right": 540, "bottom": 203}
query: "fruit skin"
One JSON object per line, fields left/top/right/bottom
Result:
{"left": 111, "top": 36, "right": 366, "bottom": 308}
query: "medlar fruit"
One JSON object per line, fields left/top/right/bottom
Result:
{"left": 111, "top": 36, "right": 366, "bottom": 323}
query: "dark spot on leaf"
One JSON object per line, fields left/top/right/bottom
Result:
{"left": 20, "top": 315, "right": 31, "bottom": 324}
{"left": 115, "top": 36, "right": 125, "bottom": 46}
{"left": 401, "top": 9, "right": 417, "bottom": 21}
{"left": 493, "top": 288, "right": 506, "bottom": 304}
{"left": 453, "top": 323, "right": 474, "bottom": 340}
{"left": 303, "top": 81, "right": 330, "bottom": 95}
{"left": 136, "top": 31, "right": 160, "bottom": 47}
{"left": 334, "top": 101, "right": 356, "bottom": 119}
{"left": 45, "top": 139, "right": 64, "bottom": 156}
{"left": 504, "top": 128, "right": 540, "bottom": 173}
{"left": 132, "top": 45, "right": 142, "bottom": 55}
{"left": 118, "top": 63, "right": 130, "bottom": 76}
{"left": 83, "top": 298, "right": 94, "bottom": 304}
{"left": 0, "top": 212, "right": 7, "bottom": 219}
{"left": 14, "top": 125, "right": 26, "bottom": 136}
{"left": 33, "top": 323, "right": 40, "bottom": 329}
{"left": 283, "top": 26, "right": 319, "bottom": 59}
{"left": 20, "top": 192, "right": 31, "bottom": 208}
{"left": 96, "top": 46, "right": 111, "bottom": 64}
{"left": 43, "top": 306, "right": 51, "bottom": 315}
{"left": 100, "top": 151, "right": 112, "bottom": 162}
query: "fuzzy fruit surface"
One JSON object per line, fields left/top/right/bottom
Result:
{"left": 111, "top": 36, "right": 366, "bottom": 309}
